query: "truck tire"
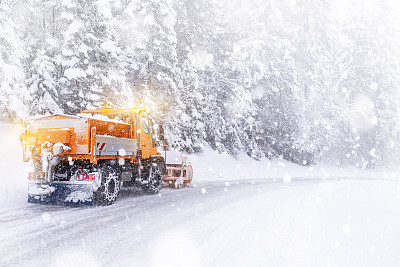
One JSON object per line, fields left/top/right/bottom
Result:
{"left": 94, "top": 166, "right": 120, "bottom": 205}
{"left": 141, "top": 161, "right": 163, "bottom": 195}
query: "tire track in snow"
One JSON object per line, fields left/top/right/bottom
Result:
{"left": 0, "top": 179, "right": 324, "bottom": 266}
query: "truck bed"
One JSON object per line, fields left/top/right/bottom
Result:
{"left": 24, "top": 114, "right": 137, "bottom": 162}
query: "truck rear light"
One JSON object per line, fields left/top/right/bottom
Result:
{"left": 76, "top": 173, "right": 97, "bottom": 181}
{"left": 28, "top": 172, "right": 36, "bottom": 179}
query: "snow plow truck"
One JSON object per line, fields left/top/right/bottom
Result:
{"left": 20, "top": 107, "right": 167, "bottom": 205}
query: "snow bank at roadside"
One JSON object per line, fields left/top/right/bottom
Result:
{"left": 171, "top": 148, "right": 400, "bottom": 182}
{"left": 0, "top": 123, "right": 29, "bottom": 205}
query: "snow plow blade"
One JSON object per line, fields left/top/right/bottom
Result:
{"left": 163, "top": 156, "right": 193, "bottom": 188}
{"left": 28, "top": 183, "right": 94, "bottom": 206}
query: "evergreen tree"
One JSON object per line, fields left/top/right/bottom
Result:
{"left": 337, "top": 0, "right": 400, "bottom": 167}
{"left": 0, "top": 0, "right": 28, "bottom": 121}
{"left": 62, "top": 0, "right": 128, "bottom": 112}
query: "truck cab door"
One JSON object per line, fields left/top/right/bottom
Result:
{"left": 138, "top": 114, "right": 158, "bottom": 158}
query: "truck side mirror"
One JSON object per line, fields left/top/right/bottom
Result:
{"left": 156, "top": 140, "right": 163, "bottom": 147}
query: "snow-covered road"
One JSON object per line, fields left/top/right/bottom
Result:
{"left": 1, "top": 178, "right": 400, "bottom": 267}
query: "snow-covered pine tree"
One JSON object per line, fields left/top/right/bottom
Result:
{"left": 117, "top": 0, "right": 179, "bottom": 127}
{"left": 0, "top": 0, "right": 29, "bottom": 121}
{"left": 227, "top": 0, "right": 303, "bottom": 160}
{"left": 22, "top": 0, "right": 63, "bottom": 115}
{"left": 172, "top": 0, "right": 225, "bottom": 153}
{"left": 287, "top": 0, "right": 341, "bottom": 164}
{"left": 337, "top": 0, "right": 400, "bottom": 167}
{"left": 54, "top": 0, "right": 129, "bottom": 113}
{"left": 26, "top": 51, "right": 62, "bottom": 115}
{"left": 193, "top": 0, "right": 258, "bottom": 157}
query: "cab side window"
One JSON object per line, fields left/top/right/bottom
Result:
{"left": 142, "top": 117, "right": 150, "bottom": 134}
{"left": 136, "top": 115, "right": 140, "bottom": 134}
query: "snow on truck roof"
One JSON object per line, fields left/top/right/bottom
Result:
{"left": 77, "top": 113, "right": 128, "bottom": 124}
{"left": 80, "top": 107, "right": 146, "bottom": 115}
{"left": 29, "top": 113, "right": 128, "bottom": 124}
{"left": 30, "top": 114, "right": 78, "bottom": 120}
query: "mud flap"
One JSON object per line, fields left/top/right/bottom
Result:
{"left": 28, "top": 183, "right": 94, "bottom": 206}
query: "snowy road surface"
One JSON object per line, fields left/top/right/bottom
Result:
{"left": 1, "top": 178, "right": 400, "bottom": 267}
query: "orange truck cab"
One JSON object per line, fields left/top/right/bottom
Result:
{"left": 20, "top": 107, "right": 166, "bottom": 205}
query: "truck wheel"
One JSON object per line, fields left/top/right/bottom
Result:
{"left": 142, "top": 162, "right": 162, "bottom": 195}
{"left": 94, "top": 166, "right": 120, "bottom": 205}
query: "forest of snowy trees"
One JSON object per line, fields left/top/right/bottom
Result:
{"left": 1, "top": 0, "right": 400, "bottom": 167}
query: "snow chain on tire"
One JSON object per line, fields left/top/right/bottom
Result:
{"left": 94, "top": 166, "right": 120, "bottom": 205}
{"left": 141, "top": 159, "right": 163, "bottom": 195}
